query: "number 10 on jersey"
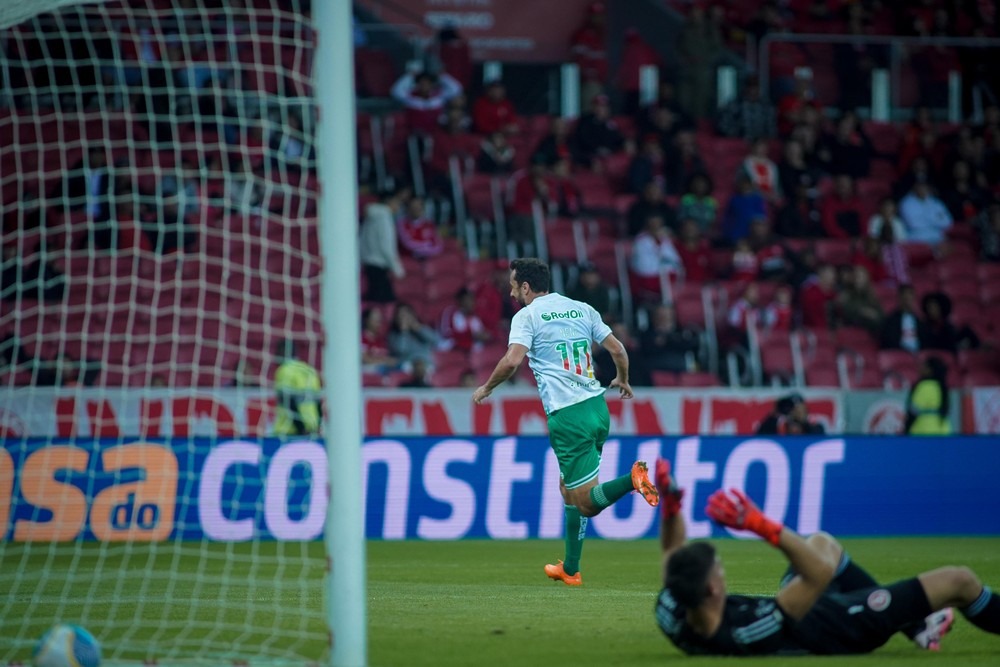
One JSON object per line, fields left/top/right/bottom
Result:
{"left": 555, "top": 340, "right": 594, "bottom": 378}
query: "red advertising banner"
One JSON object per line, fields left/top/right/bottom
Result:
{"left": 356, "top": 0, "right": 594, "bottom": 62}
{"left": 0, "top": 388, "right": 843, "bottom": 438}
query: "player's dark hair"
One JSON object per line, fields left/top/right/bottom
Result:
{"left": 665, "top": 542, "right": 716, "bottom": 608}
{"left": 510, "top": 258, "right": 550, "bottom": 294}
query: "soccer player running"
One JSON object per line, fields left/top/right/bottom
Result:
{"left": 472, "top": 258, "right": 659, "bottom": 586}
{"left": 652, "top": 458, "right": 1000, "bottom": 655}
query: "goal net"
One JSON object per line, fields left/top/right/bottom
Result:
{"left": 0, "top": 1, "right": 333, "bottom": 662}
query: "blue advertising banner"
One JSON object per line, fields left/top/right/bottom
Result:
{"left": 1, "top": 437, "right": 998, "bottom": 541}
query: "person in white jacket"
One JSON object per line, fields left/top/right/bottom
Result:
{"left": 360, "top": 189, "right": 406, "bottom": 303}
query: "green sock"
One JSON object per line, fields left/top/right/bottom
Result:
{"left": 563, "top": 505, "right": 587, "bottom": 575}
{"left": 588, "top": 473, "right": 635, "bottom": 511}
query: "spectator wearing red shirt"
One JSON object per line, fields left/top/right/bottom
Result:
{"left": 727, "top": 281, "right": 763, "bottom": 333}
{"left": 440, "top": 287, "right": 491, "bottom": 351}
{"left": 362, "top": 308, "right": 398, "bottom": 373}
{"left": 391, "top": 69, "right": 463, "bottom": 136}
{"left": 731, "top": 238, "right": 759, "bottom": 283}
{"left": 741, "top": 138, "right": 781, "bottom": 202}
{"left": 763, "top": 285, "right": 794, "bottom": 332}
{"left": 748, "top": 218, "right": 791, "bottom": 282}
{"left": 570, "top": 2, "right": 609, "bottom": 108}
{"left": 472, "top": 80, "right": 520, "bottom": 135}
{"left": 676, "top": 218, "right": 713, "bottom": 282}
{"left": 397, "top": 197, "right": 443, "bottom": 259}
{"left": 433, "top": 26, "right": 472, "bottom": 89}
{"left": 532, "top": 116, "right": 573, "bottom": 166}
{"left": 777, "top": 70, "right": 822, "bottom": 137}
{"left": 475, "top": 261, "right": 518, "bottom": 338}
{"left": 821, "top": 174, "right": 865, "bottom": 238}
{"left": 550, "top": 157, "right": 583, "bottom": 218}
{"left": 799, "top": 264, "right": 838, "bottom": 329}
{"left": 427, "top": 107, "right": 478, "bottom": 188}
{"left": 506, "top": 158, "right": 555, "bottom": 253}
{"left": 616, "top": 27, "right": 662, "bottom": 114}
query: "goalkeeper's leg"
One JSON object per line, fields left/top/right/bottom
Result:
{"left": 919, "top": 567, "right": 1000, "bottom": 635}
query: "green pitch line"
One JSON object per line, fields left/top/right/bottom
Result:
{"left": 2, "top": 538, "right": 1000, "bottom": 666}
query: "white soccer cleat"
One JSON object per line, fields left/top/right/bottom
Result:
{"left": 912, "top": 608, "right": 955, "bottom": 651}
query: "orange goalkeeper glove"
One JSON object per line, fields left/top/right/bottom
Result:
{"left": 706, "top": 488, "right": 783, "bottom": 546}
{"left": 654, "top": 459, "right": 684, "bottom": 519}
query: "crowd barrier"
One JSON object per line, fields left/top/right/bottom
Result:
{"left": 2, "top": 436, "right": 998, "bottom": 541}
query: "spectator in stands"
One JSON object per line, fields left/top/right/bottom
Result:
{"left": 741, "top": 138, "right": 781, "bottom": 202}
{"left": 716, "top": 77, "right": 776, "bottom": 140}
{"left": 571, "top": 93, "right": 625, "bottom": 171}
{"left": 433, "top": 25, "right": 472, "bottom": 90}
{"left": 676, "top": 218, "right": 713, "bottom": 282}
{"left": 640, "top": 303, "right": 701, "bottom": 373}
{"left": 777, "top": 70, "right": 822, "bottom": 137}
{"left": 273, "top": 339, "right": 321, "bottom": 437}
{"left": 731, "top": 238, "right": 759, "bottom": 283}
{"left": 269, "top": 108, "right": 313, "bottom": 174}
{"left": 550, "top": 157, "right": 584, "bottom": 217}
{"left": 757, "top": 393, "right": 825, "bottom": 435}
{"left": 616, "top": 27, "right": 662, "bottom": 114}
{"left": 821, "top": 174, "right": 865, "bottom": 238}
{"left": 399, "top": 358, "right": 432, "bottom": 388}
{"left": 664, "top": 129, "right": 706, "bottom": 196}
{"left": 1, "top": 244, "right": 66, "bottom": 303}
{"left": 362, "top": 308, "right": 398, "bottom": 374}
{"left": 360, "top": 188, "right": 406, "bottom": 303}
{"left": 867, "top": 197, "right": 907, "bottom": 241}
{"left": 763, "top": 285, "right": 794, "bottom": 332}
{"left": 836, "top": 265, "right": 884, "bottom": 336}
{"left": 231, "top": 359, "right": 261, "bottom": 388}
{"left": 726, "top": 281, "right": 763, "bottom": 333}
{"left": 440, "top": 287, "right": 491, "bottom": 352}
{"left": 472, "top": 80, "right": 520, "bottom": 135}
{"left": 628, "top": 180, "right": 676, "bottom": 237}
{"left": 834, "top": 6, "right": 887, "bottom": 111}
{"left": 879, "top": 284, "right": 926, "bottom": 352}
{"left": 397, "top": 196, "right": 442, "bottom": 259}
{"left": 774, "top": 183, "right": 824, "bottom": 238}
{"left": 60, "top": 146, "right": 115, "bottom": 250}
{"left": 567, "top": 262, "right": 612, "bottom": 321}
{"left": 905, "top": 356, "right": 951, "bottom": 435}
{"left": 630, "top": 214, "right": 683, "bottom": 302}
{"left": 676, "top": 2, "right": 723, "bottom": 119}
{"left": 532, "top": 116, "right": 573, "bottom": 166}
{"left": 391, "top": 68, "right": 463, "bottom": 137}
{"left": 721, "top": 172, "right": 767, "bottom": 244}
{"left": 569, "top": 1, "right": 609, "bottom": 109}
{"left": 639, "top": 105, "right": 680, "bottom": 152}
{"left": 593, "top": 319, "right": 648, "bottom": 386}
{"left": 388, "top": 302, "right": 441, "bottom": 368}
{"left": 748, "top": 218, "right": 792, "bottom": 283}
{"left": 799, "top": 263, "right": 838, "bottom": 329}
{"left": 897, "top": 107, "right": 939, "bottom": 177}
{"left": 975, "top": 203, "right": 1000, "bottom": 262}
{"left": 922, "top": 292, "right": 979, "bottom": 353}
{"left": 817, "top": 111, "right": 873, "bottom": 179}
{"left": 427, "top": 106, "right": 476, "bottom": 189}
{"left": 866, "top": 199, "right": 912, "bottom": 285}
{"left": 475, "top": 261, "right": 518, "bottom": 337}
{"left": 677, "top": 172, "right": 718, "bottom": 236}
{"left": 627, "top": 134, "right": 666, "bottom": 194}
{"left": 507, "top": 155, "right": 553, "bottom": 253}
{"left": 777, "top": 139, "right": 822, "bottom": 206}
{"left": 899, "top": 177, "right": 953, "bottom": 244}
{"left": 941, "top": 159, "right": 990, "bottom": 223}
{"left": 477, "top": 131, "right": 516, "bottom": 174}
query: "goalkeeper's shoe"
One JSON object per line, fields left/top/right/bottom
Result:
{"left": 544, "top": 560, "right": 582, "bottom": 586}
{"left": 631, "top": 461, "right": 660, "bottom": 507}
{"left": 912, "top": 608, "right": 955, "bottom": 651}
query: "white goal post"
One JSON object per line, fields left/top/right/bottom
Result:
{"left": 0, "top": 1, "right": 364, "bottom": 665}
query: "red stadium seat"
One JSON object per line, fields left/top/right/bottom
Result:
{"left": 678, "top": 371, "right": 721, "bottom": 387}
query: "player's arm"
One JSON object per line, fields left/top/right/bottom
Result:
{"left": 707, "top": 489, "right": 837, "bottom": 621}
{"left": 598, "top": 333, "right": 633, "bottom": 399}
{"left": 472, "top": 343, "right": 527, "bottom": 404}
{"left": 655, "top": 459, "right": 687, "bottom": 574}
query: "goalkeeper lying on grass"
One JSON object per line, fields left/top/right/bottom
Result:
{"left": 653, "top": 459, "right": 1000, "bottom": 655}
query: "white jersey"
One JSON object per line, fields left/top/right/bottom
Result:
{"left": 508, "top": 292, "right": 612, "bottom": 414}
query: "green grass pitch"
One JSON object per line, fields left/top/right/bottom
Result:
{"left": 2, "top": 538, "right": 999, "bottom": 666}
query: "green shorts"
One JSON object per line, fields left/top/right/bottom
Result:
{"left": 547, "top": 394, "right": 610, "bottom": 490}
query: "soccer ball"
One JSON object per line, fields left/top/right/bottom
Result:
{"left": 32, "top": 624, "right": 101, "bottom": 667}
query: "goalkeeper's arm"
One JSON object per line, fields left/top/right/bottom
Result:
{"left": 655, "top": 459, "right": 686, "bottom": 563}
{"left": 707, "top": 489, "right": 837, "bottom": 620}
